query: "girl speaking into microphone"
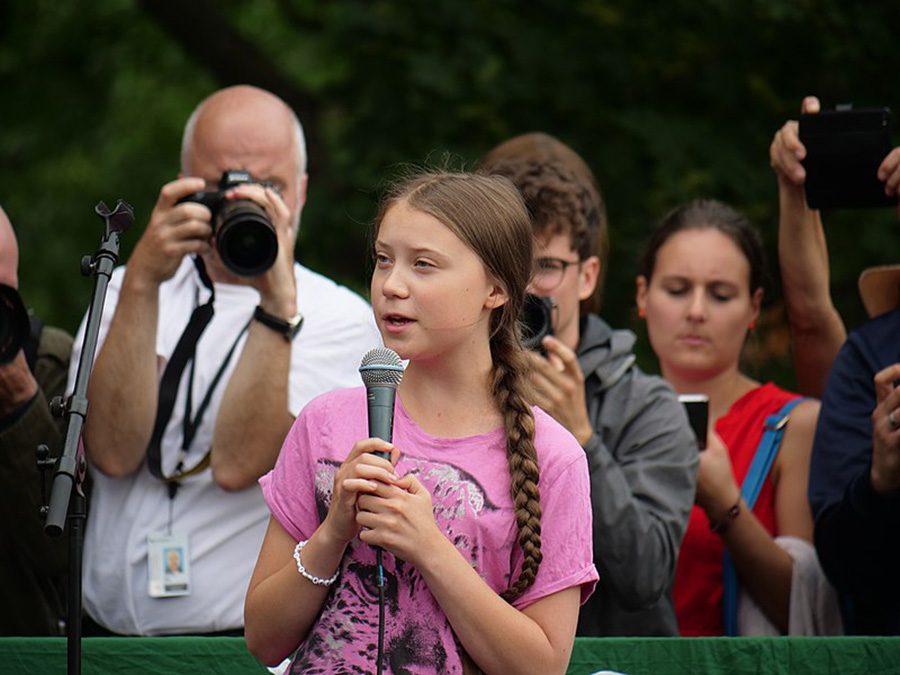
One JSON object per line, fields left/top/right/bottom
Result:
{"left": 244, "top": 171, "right": 597, "bottom": 673}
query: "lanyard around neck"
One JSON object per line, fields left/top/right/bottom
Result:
{"left": 146, "top": 257, "right": 249, "bottom": 497}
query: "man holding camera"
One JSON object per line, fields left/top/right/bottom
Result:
{"left": 0, "top": 205, "right": 73, "bottom": 635}
{"left": 479, "top": 133, "right": 697, "bottom": 636}
{"left": 70, "top": 85, "right": 379, "bottom": 636}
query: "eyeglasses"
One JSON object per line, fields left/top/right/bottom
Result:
{"left": 530, "top": 256, "right": 582, "bottom": 293}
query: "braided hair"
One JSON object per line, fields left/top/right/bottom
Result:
{"left": 374, "top": 171, "right": 543, "bottom": 600}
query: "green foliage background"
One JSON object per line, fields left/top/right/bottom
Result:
{"left": 2, "top": 0, "right": 899, "bottom": 384}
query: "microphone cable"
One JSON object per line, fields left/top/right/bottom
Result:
{"left": 376, "top": 550, "right": 386, "bottom": 675}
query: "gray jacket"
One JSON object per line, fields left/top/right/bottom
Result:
{"left": 575, "top": 314, "right": 697, "bottom": 636}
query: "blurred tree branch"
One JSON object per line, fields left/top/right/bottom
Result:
{"left": 136, "top": 0, "right": 326, "bottom": 172}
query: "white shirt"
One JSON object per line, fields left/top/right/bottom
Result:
{"left": 67, "top": 257, "right": 381, "bottom": 635}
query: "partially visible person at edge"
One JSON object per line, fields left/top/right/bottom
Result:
{"left": 772, "top": 95, "right": 900, "bottom": 633}
{"left": 636, "top": 198, "right": 824, "bottom": 635}
{"left": 478, "top": 132, "right": 697, "bottom": 636}
{"left": 245, "top": 171, "right": 597, "bottom": 673}
{"left": 67, "top": 85, "right": 380, "bottom": 636}
{"left": 0, "top": 204, "right": 73, "bottom": 635}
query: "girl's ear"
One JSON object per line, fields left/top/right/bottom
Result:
{"left": 484, "top": 282, "right": 508, "bottom": 310}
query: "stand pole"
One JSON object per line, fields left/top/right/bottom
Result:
{"left": 43, "top": 200, "right": 133, "bottom": 675}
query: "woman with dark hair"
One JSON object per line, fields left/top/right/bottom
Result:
{"left": 636, "top": 199, "right": 827, "bottom": 636}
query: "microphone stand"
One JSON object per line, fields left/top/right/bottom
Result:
{"left": 43, "top": 200, "right": 133, "bottom": 675}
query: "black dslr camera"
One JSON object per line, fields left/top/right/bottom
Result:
{"left": 178, "top": 170, "right": 279, "bottom": 276}
{"left": 0, "top": 284, "right": 30, "bottom": 364}
{"left": 520, "top": 293, "right": 554, "bottom": 352}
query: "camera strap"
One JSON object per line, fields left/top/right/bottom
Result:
{"left": 146, "top": 256, "right": 249, "bottom": 499}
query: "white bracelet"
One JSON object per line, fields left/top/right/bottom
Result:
{"left": 292, "top": 540, "right": 340, "bottom": 587}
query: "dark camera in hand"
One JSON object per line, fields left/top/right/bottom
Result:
{"left": 520, "top": 293, "right": 554, "bottom": 352}
{"left": 177, "top": 170, "right": 279, "bottom": 277}
{"left": 0, "top": 284, "right": 30, "bottom": 364}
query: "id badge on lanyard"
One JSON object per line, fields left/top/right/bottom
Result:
{"left": 148, "top": 531, "right": 191, "bottom": 598}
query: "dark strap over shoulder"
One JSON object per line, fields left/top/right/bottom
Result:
{"left": 146, "top": 257, "right": 215, "bottom": 485}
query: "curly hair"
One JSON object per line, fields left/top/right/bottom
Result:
{"left": 478, "top": 132, "right": 609, "bottom": 312}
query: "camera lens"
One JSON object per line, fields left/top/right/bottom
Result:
{"left": 215, "top": 200, "right": 278, "bottom": 277}
{"left": 520, "top": 293, "right": 554, "bottom": 352}
{"left": 0, "top": 284, "right": 30, "bottom": 364}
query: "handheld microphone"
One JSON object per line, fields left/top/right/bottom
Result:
{"left": 358, "top": 347, "right": 404, "bottom": 675}
{"left": 359, "top": 347, "right": 404, "bottom": 457}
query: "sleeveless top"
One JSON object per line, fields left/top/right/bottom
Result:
{"left": 673, "top": 382, "right": 801, "bottom": 636}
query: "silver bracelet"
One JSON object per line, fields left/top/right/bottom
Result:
{"left": 293, "top": 540, "right": 340, "bottom": 587}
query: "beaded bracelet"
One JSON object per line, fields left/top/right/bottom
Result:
{"left": 709, "top": 500, "right": 742, "bottom": 535}
{"left": 293, "top": 540, "right": 340, "bottom": 587}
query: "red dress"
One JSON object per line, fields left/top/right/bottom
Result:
{"left": 673, "top": 382, "right": 801, "bottom": 636}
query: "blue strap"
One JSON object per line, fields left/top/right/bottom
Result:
{"left": 722, "top": 397, "right": 807, "bottom": 635}
{"left": 722, "top": 550, "right": 740, "bottom": 636}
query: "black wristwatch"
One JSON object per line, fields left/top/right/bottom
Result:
{"left": 253, "top": 305, "right": 303, "bottom": 341}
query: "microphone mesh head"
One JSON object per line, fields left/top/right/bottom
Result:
{"left": 359, "top": 347, "right": 404, "bottom": 387}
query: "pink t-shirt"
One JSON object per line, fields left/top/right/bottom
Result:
{"left": 260, "top": 386, "right": 597, "bottom": 674}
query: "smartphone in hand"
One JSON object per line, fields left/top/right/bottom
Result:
{"left": 799, "top": 106, "right": 894, "bottom": 210}
{"left": 679, "top": 394, "right": 709, "bottom": 450}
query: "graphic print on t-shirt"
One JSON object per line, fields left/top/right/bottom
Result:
{"left": 290, "top": 456, "right": 504, "bottom": 674}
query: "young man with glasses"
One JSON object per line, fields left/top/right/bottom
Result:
{"left": 479, "top": 133, "right": 697, "bottom": 636}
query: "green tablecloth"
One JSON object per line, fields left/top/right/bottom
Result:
{"left": 0, "top": 637, "right": 267, "bottom": 674}
{"left": 2, "top": 636, "right": 900, "bottom": 674}
{"left": 567, "top": 637, "right": 900, "bottom": 674}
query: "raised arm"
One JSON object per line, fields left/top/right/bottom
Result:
{"left": 209, "top": 182, "right": 297, "bottom": 491}
{"left": 84, "top": 177, "right": 210, "bottom": 476}
{"left": 770, "top": 96, "right": 846, "bottom": 397}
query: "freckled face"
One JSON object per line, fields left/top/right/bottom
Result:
{"left": 636, "top": 228, "right": 761, "bottom": 382}
{"left": 371, "top": 200, "right": 505, "bottom": 362}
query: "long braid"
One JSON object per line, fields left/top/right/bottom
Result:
{"left": 377, "top": 170, "right": 542, "bottom": 600}
{"left": 492, "top": 328, "right": 542, "bottom": 601}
